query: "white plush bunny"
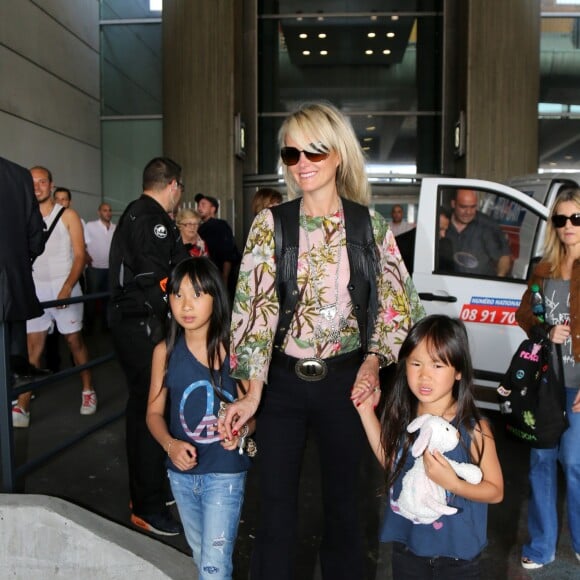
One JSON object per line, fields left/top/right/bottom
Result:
{"left": 392, "top": 414, "right": 483, "bottom": 525}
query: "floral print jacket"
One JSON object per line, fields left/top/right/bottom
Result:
{"left": 230, "top": 203, "right": 425, "bottom": 382}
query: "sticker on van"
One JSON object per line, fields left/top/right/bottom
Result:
{"left": 459, "top": 297, "right": 520, "bottom": 325}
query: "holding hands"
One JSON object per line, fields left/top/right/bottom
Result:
{"left": 350, "top": 359, "right": 381, "bottom": 412}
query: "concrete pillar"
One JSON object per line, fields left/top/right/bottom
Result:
{"left": 162, "top": 0, "right": 252, "bottom": 239}
{"left": 443, "top": 0, "right": 540, "bottom": 181}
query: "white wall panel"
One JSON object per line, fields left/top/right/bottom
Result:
{"left": 35, "top": 0, "right": 100, "bottom": 51}
{"left": 0, "top": 47, "right": 100, "bottom": 147}
{"left": 0, "top": 0, "right": 99, "bottom": 97}
{"left": 0, "top": 111, "right": 101, "bottom": 221}
{"left": 0, "top": 0, "right": 101, "bottom": 215}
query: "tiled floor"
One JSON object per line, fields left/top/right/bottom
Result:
{"left": 9, "top": 330, "right": 580, "bottom": 579}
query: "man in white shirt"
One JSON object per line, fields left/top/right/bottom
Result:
{"left": 16, "top": 166, "right": 97, "bottom": 427}
{"left": 84, "top": 203, "right": 115, "bottom": 331}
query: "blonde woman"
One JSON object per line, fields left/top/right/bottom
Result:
{"left": 517, "top": 188, "right": 580, "bottom": 570}
{"left": 220, "top": 102, "right": 424, "bottom": 579}
{"left": 175, "top": 208, "right": 207, "bottom": 258}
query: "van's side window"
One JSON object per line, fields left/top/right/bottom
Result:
{"left": 436, "top": 187, "right": 539, "bottom": 281}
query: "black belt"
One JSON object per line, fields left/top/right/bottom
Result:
{"left": 270, "top": 349, "right": 362, "bottom": 382}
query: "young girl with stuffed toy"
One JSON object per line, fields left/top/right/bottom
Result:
{"left": 352, "top": 314, "right": 503, "bottom": 579}
{"left": 146, "top": 257, "right": 254, "bottom": 580}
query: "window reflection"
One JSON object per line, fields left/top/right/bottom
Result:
{"left": 258, "top": 5, "right": 443, "bottom": 174}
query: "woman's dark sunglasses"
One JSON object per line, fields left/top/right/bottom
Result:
{"left": 551, "top": 213, "right": 580, "bottom": 228}
{"left": 280, "top": 147, "right": 329, "bottom": 166}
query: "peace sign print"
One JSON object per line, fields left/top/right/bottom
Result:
{"left": 179, "top": 379, "right": 235, "bottom": 444}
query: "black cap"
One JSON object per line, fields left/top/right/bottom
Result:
{"left": 195, "top": 193, "right": 219, "bottom": 210}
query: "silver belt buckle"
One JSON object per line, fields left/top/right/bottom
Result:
{"left": 295, "top": 357, "right": 328, "bottom": 382}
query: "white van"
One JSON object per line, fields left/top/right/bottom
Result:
{"left": 404, "top": 174, "right": 580, "bottom": 408}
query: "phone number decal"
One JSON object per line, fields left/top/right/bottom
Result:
{"left": 460, "top": 297, "right": 520, "bottom": 326}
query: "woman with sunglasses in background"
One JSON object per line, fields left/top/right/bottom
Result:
{"left": 516, "top": 188, "right": 580, "bottom": 571}
{"left": 219, "top": 101, "right": 424, "bottom": 579}
{"left": 176, "top": 208, "right": 208, "bottom": 258}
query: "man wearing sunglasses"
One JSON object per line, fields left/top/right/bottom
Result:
{"left": 516, "top": 187, "right": 580, "bottom": 571}
{"left": 446, "top": 188, "right": 512, "bottom": 277}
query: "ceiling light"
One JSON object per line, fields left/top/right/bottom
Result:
{"left": 302, "top": 50, "right": 311, "bottom": 56}
{"left": 318, "top": 33, "right": 327, "bottom": 39}
{"left": 383, "top": 49, "right": 391, "bottom": 55}
{"left": 296, "top": 17, "right": 303, "bottom": 21}
{"left": 391, "top": 15, "right": 399, "bottom": 21}
{"left": 299, "top": 33, "right": 308, "bottom": 39}
{"left": 366, "top": 126, "right": 376, "bottom": 131}
{"left": 365, "top": 49, "right": 374, "bottom": 55}
{"left": 387, "top": 32, "right": 395, "bottom": 38}
{"left": 363, "top": 146, "right": 371, "bottom": 151}
{"left": 564, "top": 155, "right": 573, "bottom": 160}
{"left": 317, "top": 16, "right": 324, "bottom": 21}
{"left": 368, "top": 32, "right": 376, "bottom": 38}
{"left": 549, "top": 161, "right": 557, "bottom": 166}
{"left": 370, "top": 15, "right": 378, "bottom": 21}
{"left": 320, "top": 50, "right": 328, "bottom": 55}
{"left": 363, "top": 137, "right": 373, "bottom": 142}
{"left": 149, "top": 0, "right": 162, "bottom": 10}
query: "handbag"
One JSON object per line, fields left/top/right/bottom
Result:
{"left": 496, "top": 337, "right": 568, "bottom": 448}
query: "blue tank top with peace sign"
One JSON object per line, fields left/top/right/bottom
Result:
{"left": 165, "top": 334, "right": 251, "bottom": 474}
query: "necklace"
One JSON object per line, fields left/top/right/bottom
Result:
{"left": 301, "top": 198, "right": 348, "bottom": 349}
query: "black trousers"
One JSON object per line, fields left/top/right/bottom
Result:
{"left": 85, "top": 267, "right": 110, "bottom": 330}
{"left": 250, "top": 351, "right": 365, "bottom": 580}
{"left": 7, "top": 320, "right": 27, "bottom": 366}
{"left": 111, "top": 317, "right": 166, "bottom": 516}
{"left": 392, "top": 542, "right": 482, "bottom": 579}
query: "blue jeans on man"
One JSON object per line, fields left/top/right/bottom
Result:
{"left": 523, "top": 387, "right": 580, "bottom": 564}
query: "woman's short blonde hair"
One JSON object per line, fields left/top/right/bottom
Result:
{"left": 278, "top": 102, "right": 371, "bottom": 205}
{"left": 175, "top": 208, "right": 201, "bottom": 226}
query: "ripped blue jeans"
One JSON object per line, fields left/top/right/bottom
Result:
{"left": 168, "top": 470, "right": 246, "bottom": 580}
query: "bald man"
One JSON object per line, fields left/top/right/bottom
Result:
{"left": 446, "top": 189, "right": 512, "bottom": 277}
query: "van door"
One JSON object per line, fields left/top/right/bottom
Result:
{"left": 412, "top": 178, "right": 550, "bottom": 408}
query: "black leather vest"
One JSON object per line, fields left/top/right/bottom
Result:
{"left": 271, "top": 197, "right": 379, "bottom": 353}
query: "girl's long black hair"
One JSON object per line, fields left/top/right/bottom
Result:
{"left": 164, "top": 257, "right": 231, "bottom": 398}
{"left": 381, "top": 315, "right": 484, "bottom": 490}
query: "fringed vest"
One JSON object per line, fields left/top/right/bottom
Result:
{"left": 271, "top": 197, "right": 379, "bottom": 353}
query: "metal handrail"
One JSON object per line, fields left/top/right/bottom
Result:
{"left": 0, "top": 291, "right": 119, "bottom": 492}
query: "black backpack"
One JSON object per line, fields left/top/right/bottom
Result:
{"left": 497, "top": 338, "right": 568, "bottom": 448}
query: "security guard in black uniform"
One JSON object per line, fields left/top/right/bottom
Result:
{"left": 109, "top": 157, "right": 188, "bottom": 536}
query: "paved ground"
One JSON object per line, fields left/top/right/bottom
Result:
{"left": 5, "top": 328, "right": 580, "bottom": 579}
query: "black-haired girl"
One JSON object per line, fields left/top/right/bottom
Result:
{"left": 353, "top": 315, "right": 503, "bottom": 579}
{"left": 147, "top": 257, "right": 253, "bottom": 580}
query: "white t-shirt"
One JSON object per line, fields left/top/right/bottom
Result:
{"left": 390, "top": 221, "right": 415, "bottom": 237}
{"left": 85, "top": 219, "right": 116, "bottom": 269}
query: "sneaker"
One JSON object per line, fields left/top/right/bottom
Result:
{"left": 521, "top": 557, "right": 543, "bottom": 570}
{"left": 80, "top": 389, "right": 97, "bottom": 415}
{"left": 129, "top": 495, "right": 175, "bottom": 510}
{"left": 12, "top": 405, "right": 30, "bottom": 428}
{"left": 130, "top": 510, "right": 182, "bottom": 536}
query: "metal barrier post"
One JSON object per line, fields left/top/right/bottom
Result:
{"left": 0, "top": 321, "right": 16, "bottom": 492}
